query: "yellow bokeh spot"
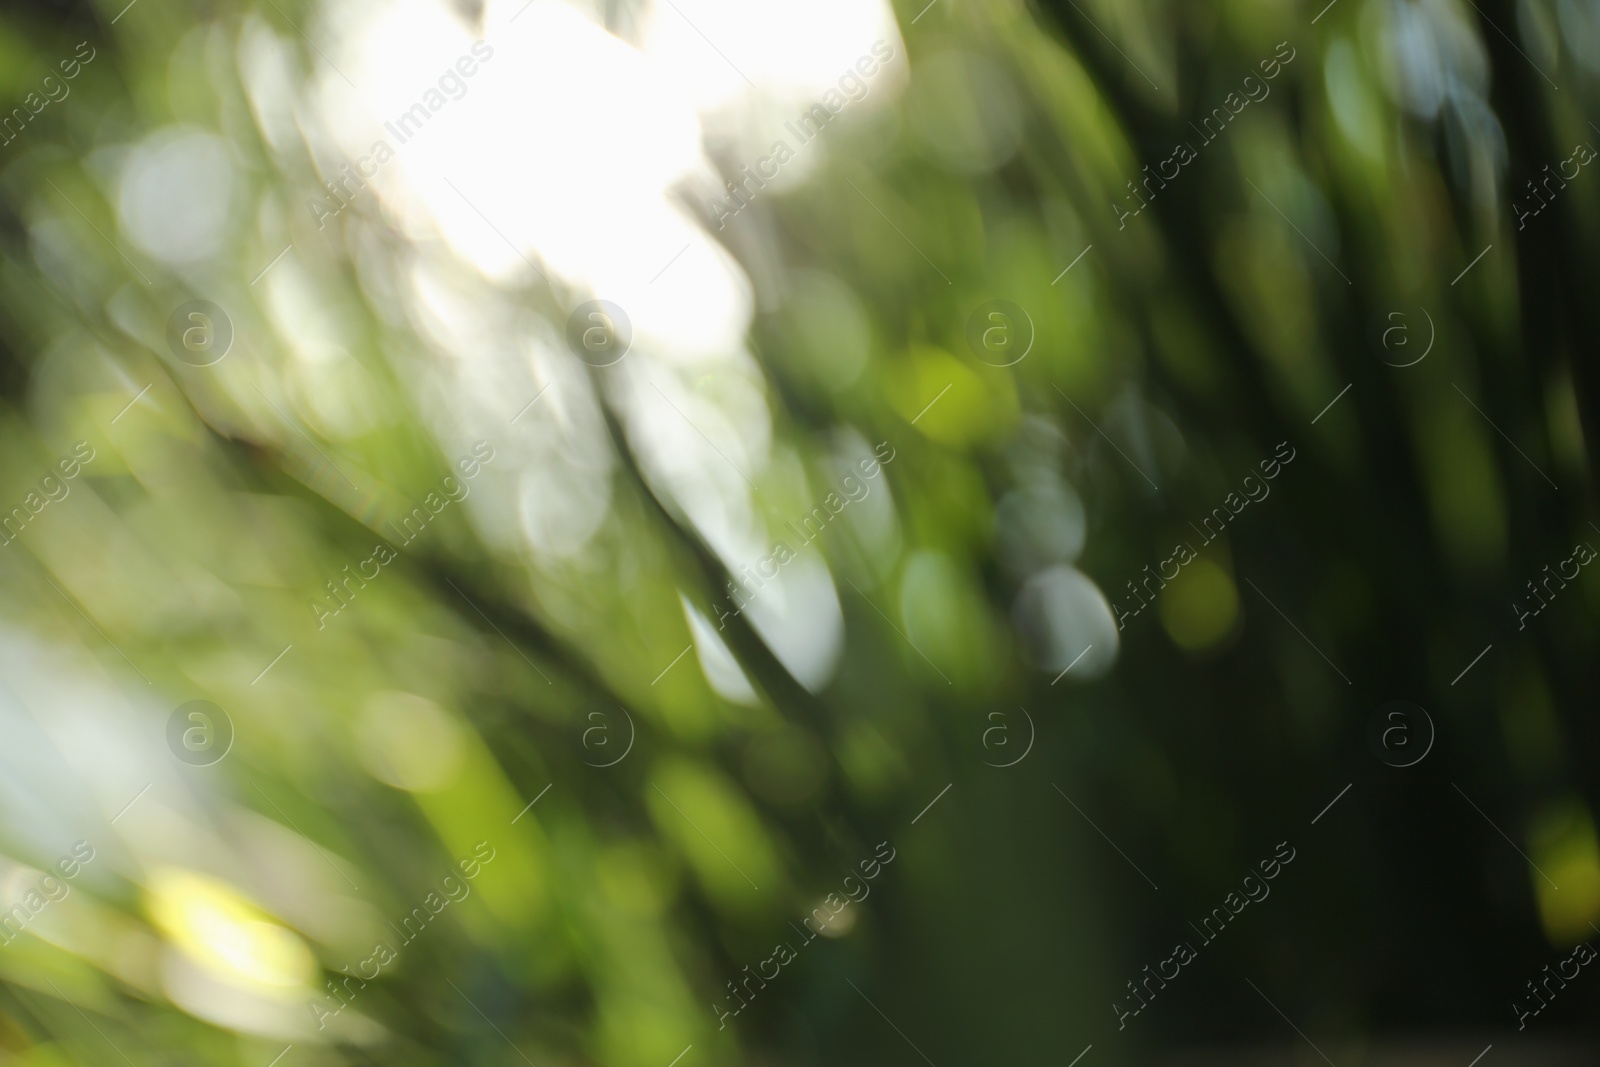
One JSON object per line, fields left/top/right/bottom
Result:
{"left": 1530, "top": 801, "right": 1600, "bottom": 945}
{"left": 146, "top": 869, "right": 315, "bottom": 991}
{"left": 888, "top": 345, "right": 1017, "bottom": 446}
{"left": 1159, "top": 558, "right": 1239, "bottom": 652}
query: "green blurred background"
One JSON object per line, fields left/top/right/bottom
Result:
{"left": 0, "top": 0, "right": 1598, "bottom": 1063}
